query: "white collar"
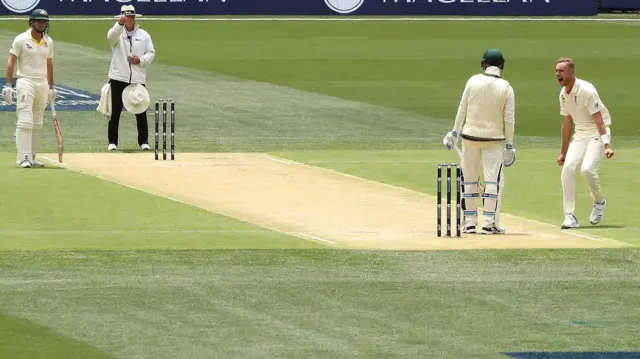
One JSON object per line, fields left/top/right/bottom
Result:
{"left": 483, "top": 66, "right": 502, "bottom": 77}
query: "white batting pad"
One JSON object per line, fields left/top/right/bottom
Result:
{"left": 16, "top": 128, "right": 33, "bottom": 164}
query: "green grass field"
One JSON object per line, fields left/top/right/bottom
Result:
{"left": 0, "top": 17, "right": 639, "bottom": 358}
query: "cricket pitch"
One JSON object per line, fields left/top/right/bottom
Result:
{"left": 43, "top": 153, "right": 627, "bottom": 250}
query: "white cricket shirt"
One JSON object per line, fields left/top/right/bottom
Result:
{"left": 559, "top": 78, "right": 611, "bottom": 134}
{"left": 9, "top": 29, "right": 54, "bottom": 81}
{"left": 453, "top": 66, "right": 515, "bottom": 144}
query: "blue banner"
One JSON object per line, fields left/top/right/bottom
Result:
{"left": 0, "top": 0, "right": 597, "bottom": 16}
{"left": 0, "top": 78, "right": 99, "bottom": 111}
{"left": 601, "top": 0, "right": 640, "bottom": 9}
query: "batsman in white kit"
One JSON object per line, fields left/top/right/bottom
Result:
{"left": 2, "top": 9, "right": 57, "bottom": 168}
{"left": 555, "top": 58, "right": 615, "bottom": 229}
{"left": 443, "top": 49, "right": 516, "bottom": 235}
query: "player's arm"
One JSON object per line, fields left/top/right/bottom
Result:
{"left": 47, "top": 58, "right": 54, "bottom": 89}
{"left": 585, "top": 90, "right": 613, "bottom": 153}
{"left": 5, "top": 54, "right": 16, "bottom": 86}
{"left": 560, "top": 115, "right": 573, "bottom": 157}
{"left": 591, "top": 112, "right": 608, "bottom": 141}
{"left": 139, "top": 34, "right": 155, "bottom": 67}
{"left": 107, "top": 17, "right": 126, "bottom": 47}
{"left": 452, "top": 80, "right": 471, "bottom": 134}
{"left": 5, "top": 36, "right": 21, "bottom": 86}
{"left": 503, "top": 85, "right": 515, "bottom": 146}
{"left": 591, "top": 111, "right": 614, "bottom": 158}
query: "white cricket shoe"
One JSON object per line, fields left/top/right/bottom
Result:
{"left": 561, "top": 214, "right": 580, "bottom": 229}
{"left": 108, "top": 144, "right": 117, "bottom": 151}
{"left": 141, "top": 144, "right": 150, "bottom": 151}
{"left": 19, "top": 160, "right": 32, "bottom": 168}
{"left": 462, "top": 225, "right": 477, "bottom": 234}
{"left": 481, "top": 226, "right": 506, "bottom": 235}
{"left": 31, "top": 159, "right": 45, "bottom": 168}
{"left": 590, "top": 198, "right": 606, "bottom": 225}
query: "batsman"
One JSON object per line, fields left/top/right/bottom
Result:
{"left": 442, "top": 49, "right": 516, "bottom": 235}
{"left": 3, "top": 9, "right": 56, "bottom": 168}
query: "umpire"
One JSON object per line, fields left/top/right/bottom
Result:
{"left": 106, "top": 5, "right": 155, "bottom": 151}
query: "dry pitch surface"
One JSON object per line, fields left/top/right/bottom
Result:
{"left": 41, "top": 153, "right": 627, "bottom": 250}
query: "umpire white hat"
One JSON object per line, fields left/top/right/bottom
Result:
{"left": 122, "top": 84, "right": 150, "bottom": 114}
{"left": 120, "top": 5, "right": 142, "bottom": 17}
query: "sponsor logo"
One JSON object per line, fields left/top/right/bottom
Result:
{"left": 325, "top": 0, "right": 365, "bottom": 14}
{"left": 1, "top": 0, "right": 40, "bottom": 14}
{"left": 0, "top": 78, "right": 99, "bottom": 111}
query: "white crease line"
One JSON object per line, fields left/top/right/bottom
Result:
{"left": 40, "top": 156, "right": 67, "bottom": 167}
{"left": 263, "top": 154, "right": 291, "bottom": 165}
{"left": 296, "top": 233, "right": 336, "bottom": 245}
{"left": 560, "top": 230, "right": 604, "bottom": 242}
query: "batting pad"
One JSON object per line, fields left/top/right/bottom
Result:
{"left": 16, "top": 128, "right": 33, "bottom": 163}
{"left": 33, "top": 111, "right": 44, "bottom": 128}
{"left": 482, "top": 181, "right": 499, "bottom": 227}
{"left": 31, "top": 127, "right": 43, "bottom": 159}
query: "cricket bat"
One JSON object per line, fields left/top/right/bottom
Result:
{"left": 50, "top": 99, "right": 64, "bottom": 163}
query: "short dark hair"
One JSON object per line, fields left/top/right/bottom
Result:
{"left": 556, "top": 57, "right": 575, "bottom": 69}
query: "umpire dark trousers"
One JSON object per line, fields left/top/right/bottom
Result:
{"left": 108, "top": 79, "right": 148, "bottom": 146}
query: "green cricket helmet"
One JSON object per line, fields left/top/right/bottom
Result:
{"left": 481, "top": 48, "right": 505, "bottom": 70}
{"left": 29, "top": 8, "right": 50, "bottom": 34}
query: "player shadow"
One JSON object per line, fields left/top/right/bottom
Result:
{"left": 118, "top": 149, "right": 149, "bottom": 154}
{"left": 578, "top": 225, "right": 626, "bottom": 230}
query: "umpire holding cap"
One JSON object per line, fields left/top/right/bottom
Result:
{"left": 106, "top": 5, "right": 155, "bottom": 151}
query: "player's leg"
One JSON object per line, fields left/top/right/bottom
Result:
{"left": 30, "top": 81, "right": 49, "bottom": 167}
{"left": 136, "top": 84, "right": 150, "bottom": 150}
{"left": 460, "top": 139, "right": 482, "bottom": 233}
{"left": 560, "top": 137, "right": 588, "bottom": 228}
{"left": 135, "top": 111, "right": 149, "bottom": 149}
{"left": 107, "top": 80, "right": 127, "bottom": 150}
{"left": 479, "top": 142, "right": 504, "bottom": 234}
{"left": 14, "top": 79, "right": 36, "bottom": 168}
{"left": 581, "top": 136, "right": 606, "bottom": 225}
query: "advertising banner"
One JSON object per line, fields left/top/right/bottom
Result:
{"left": 0, "top": 0, "right": 598, "bottom": 16}
{"left": 601, "top": 0, "right": 640, "bottom": 9}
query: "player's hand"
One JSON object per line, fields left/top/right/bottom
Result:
{"left": 503, "top": 144, "right": 516, "bottom": 167}
{"left": 442, "top": 131, "right": 457, "bottom": 151}
{"left": 604, "top": 145, "right": 615, "bottom": 159}
{"left": 48, "top": 88, "right": 57, "bottom": 102}
{"left": 128, "top": 55, "right": 140, "bottom": 65}
{"left": 118, "top": 15, "right": 127, "bottom": 25}
{"left": 2, "top": 84, "right": 15, "bottom": 105}
{"left": 556, "top": 154, "right": 566, "bottom": 166}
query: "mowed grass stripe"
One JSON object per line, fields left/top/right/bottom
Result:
{"left": 0, "top": 249, "right": 639, "bottom": 359}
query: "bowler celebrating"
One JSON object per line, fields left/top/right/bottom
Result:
{"left": 555, "top": 57, "right": 614, "bottom": 229}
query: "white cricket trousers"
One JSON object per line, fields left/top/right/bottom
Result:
{"left": 15, "top": 78, "right": 48, "bottom": 163}
{"left": 460, "top": 138, "right": 505, "bottom": 229}
{"left": 561, "top": 129, "right": 608, "bottom": 215}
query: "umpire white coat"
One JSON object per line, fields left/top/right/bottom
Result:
{"left": 107, "top": 22, "right": 155, "bottom": 85}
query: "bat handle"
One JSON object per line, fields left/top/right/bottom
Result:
{"left": 454, "top": 145, "right": 462, "bottom": 160}
{"left": 50, "top": 99, "right": 57, "bottom": 117}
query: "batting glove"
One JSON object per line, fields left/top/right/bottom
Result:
{"left": 2, "top": 85, "right": 15, "bottom": 105}
{"left": 443, "top": 131, "right": 458, "bottom": 151}
{"left": 504, "top": 144, "right": 516, "bottom": 167}
{"left": 48, "top": 88, "right": 57, "bottom": 103}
